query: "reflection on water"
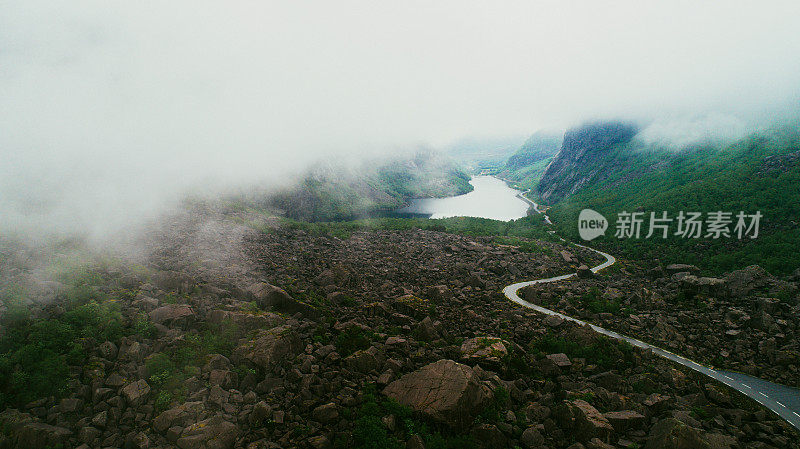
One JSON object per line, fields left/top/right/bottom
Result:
{"left": 396, "top": 176, "right": 529, "bottom": 221}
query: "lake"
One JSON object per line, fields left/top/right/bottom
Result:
{"left": 395, "top": 175, "right": 530, "bottom": 221}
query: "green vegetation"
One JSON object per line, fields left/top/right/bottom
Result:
{"left": 279, "top": 215, "right": 557, "bottom": 243}
{"left": 530, "top": 334, "right": 635, "bottom": 370}
{"left": 335, "top": 326, "right": 377, "bottom": 357}
{"left": 577, "top": 287, "right": 627, "bottom": 316}
{"left": 497, "top": 131, "right": 562, "bottom": 191}
{"left": 475, "top": 386, "right": 510, "bottom": 424}
{"left": 270, "top": 151, "right": 473, "bottom": 222}
{"left": 347, "top": 385, "right": 477, "bottom": 449}
{"left": 147, "top": 320, "right": 241, "bottom": 412}
{"left": 540, "top": 125, "right": 800, "bottom": 275}
{"left": 0, "top": 272, "right": 125, "bottom": 409}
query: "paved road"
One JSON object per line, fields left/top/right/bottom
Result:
{"left": 502, "top": 186, "right": 800, "bottom": 431}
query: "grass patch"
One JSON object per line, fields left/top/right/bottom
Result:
{"left": 0, "top": 272, "right": 125, "bottom": 408}
{"left": 530, "top": 334, "right": 635, "bottom": 371}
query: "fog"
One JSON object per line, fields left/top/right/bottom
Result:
{"left": 3, "top": 1, "right": 800, "bottom": 240}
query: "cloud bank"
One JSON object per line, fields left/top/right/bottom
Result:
{"left": 2, "top": 1, "right": 800, "bottom": 239}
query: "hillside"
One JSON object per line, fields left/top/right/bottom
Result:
{"left": 527, "top": 122, "right": 800, "bottom": 275}
{"left": 496, "top": 131, "right": 562, "bottom": 190}
{"left": 269, "top": 151, "right": 473, "bottom": 222}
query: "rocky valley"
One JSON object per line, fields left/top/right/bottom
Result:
{"left": 1, "top": 207, "right": 798, "bottom": 449}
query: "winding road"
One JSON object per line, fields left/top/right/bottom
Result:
{"left": 502, "top": 185, "right": 800, "bottom": 431}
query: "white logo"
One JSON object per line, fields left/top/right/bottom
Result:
{"left": 578, "top": 209, "right": 608, "bottom": 241}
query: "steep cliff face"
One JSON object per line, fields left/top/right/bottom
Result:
{"left": 536, "top": 122, "right": 638, "bottom": 203}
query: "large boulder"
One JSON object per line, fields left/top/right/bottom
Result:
{"left": 666, "top": 264, "right": 700, "bottom": 275}
{"left": 14, "top": 422, "right": 72, "bottom": 449}
{"left": 382, "top": 359, "right": 492, "bottom": 430}
{"left": 149, "top": 304, "right": 195, "bottom": 326}
{"left": 570, "top": 400, "right": 614, "bottom": 443}
{"left": 232, "top": 325, "right": 302, "bottom": 371}
{"left": 724, "top": 265, "right": 770, "bottom": 297}
{"left": 344, "top": 346, "right": 384, "bottom": 373}
{"left": 207, "top": 309, "right": 284, "bottom": 331}
{"left": 153, "top": 401, "right": 206, "bottom": 433}
{"left": 460, "top": 336, "right": 508, "bottom": 366}
{"left": 176, "top": 415, "right": 239, "bottom": 449}
{"left": 645, "top": 418, "right": 710, "bottom": 449}
{"left": 121, "top": 379, "right": 151, "bottom": 407}
{"left": 0, "top": 410, "right": 72, "bottom": 449}
{"left": 246, "top": 282, "right": 319, "bottom": 318}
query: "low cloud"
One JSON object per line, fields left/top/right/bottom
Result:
{"left": 2, "top": 1, "right": 800, "bottom": 241}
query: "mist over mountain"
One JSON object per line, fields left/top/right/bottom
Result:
{"left": 3, "top": 1, "right": 800, "bottom": 243}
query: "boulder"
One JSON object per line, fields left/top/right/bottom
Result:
{"left": 546, "top": 353, "right": 572, "bottom": 369}
{"left": 460, "top": 337, "right": 508, "bottom": 365}
{"left": 382, "top": 359, "right": 491, "bottom": 430}
{"left": 149, "top": 304, "right": 195, "bottom": 326}
{"left": 470, "top": 423, "right": 507, "bottom": 449}
{"left": 666, "top": 264, "right": 700, "bottom": 275}
{"left": 603, "top": 410, "right": 646, "bottom": 432}
{"left": 14, "top": 422, "right": 72, "bottom": 449}
{"left": 176, "top": 415, "right": 239, "bottom": 449}
{"left": 577, "top": 265, "right": 594, "bottom": 279}
{"left": 246, "top": 282, "right": 318, "bottom": 318}
{"left": 645, "top": 418, "right": 710, "bottom": 449}
{"left": 521, "top": 426, "right": 545, "bottom": 448}
{"left": 121, "top": 379, "right": 151, "bottom": 407}
{"left": 312, "top": 403, "right": 339, "bottom": 423}
{"left": 570, "top": 400, "right": 614, "bottom": 443}
{"left": 232, "top": 325, "right": 302, "bottom": 371}
{"left": 724, "top": 265, "right": 770, "bottom": 297}
{"left": 207, "top": 309, "right": 284, "bottom": 331}
{"left": 344, "top": 346, "right": 384, "bottom": 373}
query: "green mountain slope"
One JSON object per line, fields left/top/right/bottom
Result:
{"left": 542, "top": 125, "right": 800, "bottom": 275}
{"left": 497, "top": 131, "right": 562, "bottom": 190}
{"left": 269, "top": 151, "right": 473, "bottom": 222}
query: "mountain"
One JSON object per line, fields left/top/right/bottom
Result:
{"left": 269, "top": 150, "right": 473, "bottom": 222}
{"left": 445, "top": 135, "right": 527, "bottom": 169}
{"left": 534, "top": 122, "right": 800, "bottom": 275}
{"left": 496, "top": 131, "right": 562, "bottom": 190}
{"left": 535, "top": 122, "right": 638, "bottom": 203}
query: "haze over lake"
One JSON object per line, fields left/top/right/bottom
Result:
{"left": 397, "top": 176, "right": 529, "bottom": 221}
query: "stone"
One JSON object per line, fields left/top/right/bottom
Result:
{"left": 312, "top": 402, "right": 339, "bottom": 423}
{"left": 666, "top": 264, "right": 700, "bottom": 275}
{"left": 521, "top": 426, "right": 545, "bottom": 448}
{"left": 645, "top": 418, "right": 710, "bottom": 449}
{"left": 246, "top": 282, "right": 318, "bottom": 317}
{"left": 153, "top": 401, "right": 205, "bottom": 433}
{"left": 570, "top": 400, "right": 614, "bottom": 443}
{"left": 207, "top": 309, "right": 285, "bottom": 332}
{"left": 577, "top": 265, "right": 594, "bottom": 279}
{"left": 249, "top": 401, "right": 272, "bottom": 426}
{"left": 382, "top": 359, "right": 491, "bottom": 430}
{"left": 121, "top": 379, "right": 151, "bottom": 407}
{"left": 307, "top": 435, "right": 332, "bottom": 449}
{"left": 15, "top": 422, "right": 72, "bottom": 449}
{"left": 176, "top": 415, "right": 238, "bottom": 449}
{"left": 232, "top": 325, "right": 302, "bottom": 371}
{"left": 344, "top": 346, "right": 384, "bottom": 373}
{"left": 460, "top": 336, "right": 508, "bottom": 365}
{"left": 546, "top": 353, "right": 572, "bottom": 369}
{"left": 470, "top": 423, "right": 507, "bottom": 449}
{"left": 603, "top": 410, "right": 646, "bottom": 432}
{"left": 149, "top": 304, "right": 195, "bottom": 325}
{"left": 98, "top": 341, "right": 118, "bottom": 359}
{"left": 59, "top": 397, "right": 83, "bottom": 413}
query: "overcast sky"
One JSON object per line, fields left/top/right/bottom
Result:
{"left": 2, "top": 1, "right": 800, "bottom": 238}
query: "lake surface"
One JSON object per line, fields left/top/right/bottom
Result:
{"left": 396, "top": 175, "right": 530, "bottom": 221}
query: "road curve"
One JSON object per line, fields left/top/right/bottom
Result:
{"left": 502, "top": 184, "right": 800, "bottom": 431}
